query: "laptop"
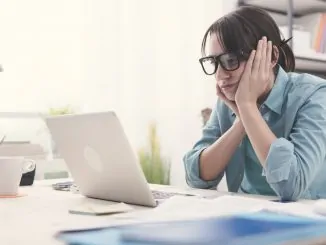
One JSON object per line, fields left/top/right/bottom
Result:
{"left": 45, "top": 111, "right": 194, "bottom": 207}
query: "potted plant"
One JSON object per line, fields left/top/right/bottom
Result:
{"left": 138, "top": 122, "right": 171, "bottom": 185}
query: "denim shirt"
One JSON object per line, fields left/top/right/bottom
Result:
{"left": 183, "top": 67, "right": 326, "bottom": 200}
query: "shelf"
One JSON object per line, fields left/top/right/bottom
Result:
{"left": 238, "top": 0, "right": 326, "bottom": 73}
{"left": 0, "top": 112, "right": 43, "bottom": 118}
{"left": 268, "top": 12, "right": 290, "bottom": 26}
{"left": 240, "top": 0, "right": 326, "bottom": 16}
{"left": 295, "top": 55, "right": 326, "bottom": 72}
{"left": 278, "top": 21, "right": 326, "bottom": 72}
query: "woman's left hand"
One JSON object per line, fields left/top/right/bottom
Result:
{"left": 235, "top": 36, "right": 273, "bottom": 106}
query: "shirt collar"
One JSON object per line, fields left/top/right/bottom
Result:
{"left": 262, "top": 66, "right": 288, "bottom": 115}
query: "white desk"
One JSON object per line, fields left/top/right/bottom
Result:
{"left": 0, "top": 179, "right": 316, "bottom": 245}
{"left": 0, "top": 179, "right": 225, "bottom": 245}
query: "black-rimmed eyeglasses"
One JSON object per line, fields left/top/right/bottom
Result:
{"left": 199, "top": 51, "right": 249, "bottom": 75}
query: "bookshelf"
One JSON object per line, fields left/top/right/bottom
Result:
{"left": 238, "top": 0, "right": 326, "bottom": 76}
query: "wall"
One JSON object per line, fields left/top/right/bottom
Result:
{"left": 0, "top": 0, "right": 237, "bottom": 186}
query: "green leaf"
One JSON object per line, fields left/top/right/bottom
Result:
{"left": 138, "top": 122, "right": 171, "bottom": 185}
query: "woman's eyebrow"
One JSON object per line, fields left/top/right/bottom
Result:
{"left": 206, "top": 51, "right": 224, "bottom": 57}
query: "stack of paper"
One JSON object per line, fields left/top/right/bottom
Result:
{"left": 129, "top": 195, "right": 325, "bottom": 222}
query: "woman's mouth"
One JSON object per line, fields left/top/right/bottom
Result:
{"left": 220, "top": 83, "right": 237, "bottom": 91}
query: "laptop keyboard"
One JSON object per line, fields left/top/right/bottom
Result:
{"left": 52, "top": 181, "right": 195, "bottom": 199}
{"left": 151, "top": 190, "right": 194, "bottom": 199}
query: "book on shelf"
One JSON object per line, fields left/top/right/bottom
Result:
{"left": 289, "top": 12, "right": 326, "bottom": 54}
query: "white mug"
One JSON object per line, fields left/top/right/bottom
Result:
{"left": 0, "top": 157, "right": 36, "bottom": 196}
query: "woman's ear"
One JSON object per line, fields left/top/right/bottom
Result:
{"left": 272, "top": 45, "right": 279, "bottom": 68}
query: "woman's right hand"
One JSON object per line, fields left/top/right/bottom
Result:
{"left": 216, "top": 84, "right": 240, "bottom": 121}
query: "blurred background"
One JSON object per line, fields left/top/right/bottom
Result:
{"left": 0, "top": 0, "right": 325, "bottom": 189}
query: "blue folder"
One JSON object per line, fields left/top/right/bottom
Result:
{"left": 56, "top": 212, "right": 326, "bottom": 245}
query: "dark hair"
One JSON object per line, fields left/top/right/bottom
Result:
{"left": 201, "top": 6, "right": 295, "bottom": 73}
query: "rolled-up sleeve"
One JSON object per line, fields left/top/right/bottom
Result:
{"left": 264, "top": 87, "right": 326, "bottom": 201}
{"left": 183, "top": 101, "right": 224, "bottom": 189}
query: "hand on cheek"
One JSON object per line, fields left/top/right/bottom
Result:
{"left": 235, "top": 36, "right": 273, "bottom": 107}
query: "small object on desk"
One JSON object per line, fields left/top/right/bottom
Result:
{"left": 151, "top": 190, "right": 196, "bottom": 199}
{"left": 52, "top": 181, "right": 73, "bottom": 191}
{"left": 69, "top": 183, "right": 80, "bottom": 193}
{"left": 52, "top": 181, "right": 80, "bottom": 193}
{"left": 68, "top": 202, "right": 133, "bottom": 216}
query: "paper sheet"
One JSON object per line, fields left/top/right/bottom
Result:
{"left": 123, "top": 195, "right": 326, "bottom": 222}
{"left": 152, "top": 195, "right": 268, "bottom": 219}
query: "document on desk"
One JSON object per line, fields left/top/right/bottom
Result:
{"left": 130, "top": 195, "right": 326, "bottom": 222}
{"left": 56, "top": 195, "right": 326, "bottom": 245}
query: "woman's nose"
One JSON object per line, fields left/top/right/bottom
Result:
{"left": 215, "top": 66, "right": 230, "bottom": 80}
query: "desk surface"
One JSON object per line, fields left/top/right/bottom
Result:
{"left": 0, "top": 179, "right": 316, "bottom": 245}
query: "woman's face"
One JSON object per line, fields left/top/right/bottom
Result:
{"left": 209, "top": 35, "right": 247, "bottom": 101}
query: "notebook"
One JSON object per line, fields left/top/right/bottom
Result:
{"left": 68, "top": 202, "right": 133, "bottom": 216}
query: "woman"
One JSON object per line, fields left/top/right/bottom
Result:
{"left": 183, "top": 6, "right": 326, "bottom": 201}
